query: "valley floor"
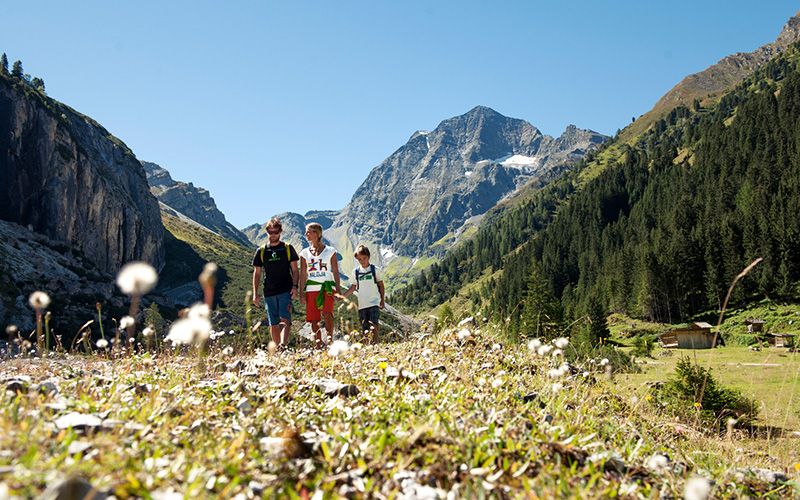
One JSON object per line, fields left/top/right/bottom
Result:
{"left": 1, "top": 327, "right": 799, "bottom": 498}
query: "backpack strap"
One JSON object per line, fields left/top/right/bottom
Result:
{"left": 370, "top": 264, "right": 377, "bottom": 284}
{"left": 354, "top": 267, "right": 362, "bottom": 291}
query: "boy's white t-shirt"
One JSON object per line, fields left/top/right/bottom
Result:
{"left": 353, "top": 264, "right": 382, "bottom": 309}
{"left": 300, "top": 245, "right": 338, "bottom": 291}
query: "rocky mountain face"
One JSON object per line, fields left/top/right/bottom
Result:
{"left": 142, "top": 161, "right": 251, "bottom": 247}
{"left": 625, "top": 10, "right": 800, "bottom": 140}
{"left": 0, "top": 74, "right": 164, "bottom": 275}
{"left": 331, "top": 106, "right": 606, "bottom": 256}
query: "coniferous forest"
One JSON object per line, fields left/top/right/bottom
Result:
{"left": 395, "top": 45, "right": 800, "bottom": 337}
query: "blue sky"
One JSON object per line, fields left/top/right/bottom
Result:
{"left": 2, "top": 1, "right": 798, "bottom": 228}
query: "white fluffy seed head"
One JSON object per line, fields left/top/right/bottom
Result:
{"left": 537, "top": 345, "right": 553, "bottom": 357}
{"left": 527, "top": 339, "right": 542, "bottom": 351}
{"left": 599, "top": 358, "right": 610, "bottom": 366}
{"left": 165, "top": 317, "right": 211, "bottom": 346}
{"left": 119, "top": 316, "right": 135, "bottom": 330}
{"left": 456, "top": 328, "right": 471, "bottom": 342}
{"left": 684, "top": 477, "right": 712, "bottom": 500}
{"left": 96, "top": 339, "right": 109, "bottom": 349}
{"left": 198, "top": 262, "right": 218, "bottom": 287}
{"left": 187, "top": 303, "right": 211, "bottom": 320}
{"left": 28, "top": 291, "right": 51, "bottom": 310}
{"left": 142, "top": 326, "right": 154, "bottom": 338}
{"left": 554, "top": 337, "right": 569, "bottom": 349}
{"left": 116, "top": 262, "right": 158, "bottom": 296}
{"left": 329, "top": 340, "right": 349, "bottom": 357}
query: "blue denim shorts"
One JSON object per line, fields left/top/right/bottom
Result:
{"left": 264, "top": 291, "right": 291, "bottom": 326}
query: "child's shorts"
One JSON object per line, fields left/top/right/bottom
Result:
{"left": 359, "top": 306, "right": 380, "bottom": 332}
{"left": 306, "top": 291, "right": 334, "bottom": 321}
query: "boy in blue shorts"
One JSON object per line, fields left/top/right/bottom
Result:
{"left": 252, "top": 217, "right": 300, "bottom": 347}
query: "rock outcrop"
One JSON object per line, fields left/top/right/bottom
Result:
{"left": 142, "top": 161, "right": 251, "bottom": 247}
{"left": 0, "top": 74, "right": 164, "bottom": 274}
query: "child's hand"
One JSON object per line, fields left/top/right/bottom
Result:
{"left": 380, "top": 300, "right": 385, "bottom": 310}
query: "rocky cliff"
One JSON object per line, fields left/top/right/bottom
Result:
{"left": 142, "top": 161, "right": 251, "bottom": 247}
{"left": 0, "top": 73, "right": 164, "bottom": 274}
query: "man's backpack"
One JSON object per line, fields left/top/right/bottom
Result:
{"left": 259, "top": 243, "right": 292, "bottom": 270}
{"left": 354, "top": 264, "right": 377, "bottom": 290}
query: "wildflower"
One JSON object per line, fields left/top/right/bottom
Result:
{"left": 165, "top": 317, "right": 212, "bottom": 346}
{"left": 683, "top": 476, "right": 712, "bottom": 500}
{"left": 551, "top": 382, "right": 563, "bottom": 393}
{"left": 599, "top": 358, "right": 609, "bottom": 366}
{"left": 228, "top": 330, "right": 235, "bottom": 335}
{"left": 28, "top": 291, "right": 51, "bottom": 310}
{"left": 116, "top": 262, "right": 158, "bottom": 296}
{"left": 527, "top": 339, "right": 542, "bottom": 351}
{"left": 693, "top": 402, "right": 702, "bottom": 409}
{"left": 329, "top": 340, "right": 349, "bottom": 356}
{"left": 644, "top": 453, "right": 670, "bottom": 473}
{"left": 142, "top": 326, "right": 154, "bottom": 338}
{"left": 547, "top": 368, "right": 564, "bottom": 379}
{"left": 96, "top": 339, "right": 109, "bottom": 349}
{"left": 119, "top": 316, "right": 135, "bottom": 330}
{"left": 554, "top": 337, "right": 569, "bottom": 349}
{"left": 537, "top": 344, "right": 553, "bottom": 356}
{"left": 222, "top": 346, "right": 234, "bottom": 356}
{"left": 551, "top": 348, "right": 562, "bottom": 357}
{"left": 456, "top": 328, "right": 471, "bottom": 342}
{"left": 198, "top": 262, "right": 218, "bottom": 288}
{"left": 491, "top": 378, "right": 503, "bottom": 389}
{"left": 491, "top": 343, "right": 501, "bottom": 351}
{"left": 187, "top": 303, "right": 211, "bottom": 320}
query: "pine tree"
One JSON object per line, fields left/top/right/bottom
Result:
{"left": 11, "top": 60, "right": 23, "bottom": 79}
{"left": 520, "top": 264, "right": 562, "bottom": 340}
{"left": 586, "top": 295, "right": 610, "bottom": 346}
{"left": 31, "top": 77, "right": 45, "bottom": 92}
{"left": 0, "top": 53, "right": 8, "bottom": 75}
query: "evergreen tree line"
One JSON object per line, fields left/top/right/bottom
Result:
{"left": 489, "top": 48, "right": 800, "bottom": 336}
{"left": 0, "top": 53, "right": 46, "bottom": 92}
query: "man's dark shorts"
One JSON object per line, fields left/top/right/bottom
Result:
{"left": 264, "top": 291, "right": 292, "bottom": 326}
{"left": 358, "top": 306, "right": 380, "bottom": 333}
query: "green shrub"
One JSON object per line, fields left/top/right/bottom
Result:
{"left": 631, "top": 335, "right": 656, "bottom": 358}
{"left": 657, "top": 357, "right": 759, "bottom": 429}
{"left": 567, "top": 326, "right": 636, "bottom": 372}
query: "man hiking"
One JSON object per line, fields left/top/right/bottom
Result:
{"left": 252, "top": 217, "right": 300, "bottom": 347}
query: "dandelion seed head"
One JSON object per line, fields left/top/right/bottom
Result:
{"left": 116, "top": 262, "right": 158, "bottom": 296}
{"left": 165, "top": 317, "right": 212, "bottom": 346}
{"left": 28, "top": 291, "right": 51, "bottom": 310}
{"left": 329, "top": 340, "right": 349, "bottom": 357}
{"left": 187, "top": 303, "right": 211, "bottom": 320}
{"left": 198, "top": 262, "right": 218, "bottom": 287}
{"left": 119, "top": 316, "right": 135, "bottom": 329}
{"left": 684, "top": 476, "right": 712, "bottom": 500}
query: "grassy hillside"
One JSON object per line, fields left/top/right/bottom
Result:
{"left": 1, "top": 327, "right": 798, "bottom": 497}
{"left": 160, "top": 212, "right": 254, "bottom": 316}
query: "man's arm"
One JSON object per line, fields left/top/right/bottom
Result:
{"left": 290, "top": 260, "right": 299, "bottom": 300}
{"left": 299, "top": 257, "right": 308, "bottom": 305}
{"left": 377, "top": 280, "right": 385, "bottom": 309}
{"left": 252, "top": 267, "right": 262, "bottom": 306}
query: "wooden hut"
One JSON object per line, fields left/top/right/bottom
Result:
{"left": 767, "top": 333, "right": 794, "bottom": 348}
{"left": 744, "top": 318, "right": 765, "bottom": 333}
{"left": 659, "top": 322, "right": 718, "bottom": 349}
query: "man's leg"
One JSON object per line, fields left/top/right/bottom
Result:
{"left": 311, "top": 321, "right": 322, "bottom": 347}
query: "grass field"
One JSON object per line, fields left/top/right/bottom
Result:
{"left": 2, "top": 324, "right": 799, "bottom": 498}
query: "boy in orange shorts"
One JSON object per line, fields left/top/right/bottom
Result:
{"left": 299, "top": 223, "right": 341, "bottom": 347}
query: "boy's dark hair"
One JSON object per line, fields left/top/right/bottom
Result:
{"left": 354, "top": 245, "right": 370, "bottom": 258}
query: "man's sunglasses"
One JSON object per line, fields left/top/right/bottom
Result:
{"left": 267, "top": 229, "right": 281, "bottom": 235}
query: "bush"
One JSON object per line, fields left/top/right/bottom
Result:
{"left": 657, "top": 357, "right": 759, "bottom": 429}
{"left": 631, "top": 335, "right": 656, "bottom": 358}
{"left": 567, "top": 326, "right": 636, "bottom": 372}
